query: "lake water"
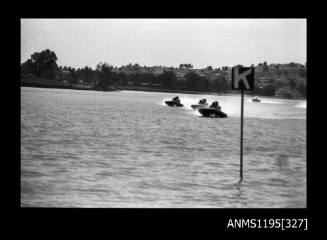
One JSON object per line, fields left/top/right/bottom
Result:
{"left": 21, "top": 87, "right": 306, "bottom": 208}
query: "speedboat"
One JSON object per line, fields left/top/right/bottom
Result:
{"left": 191, "top": 103, "right": 209, "bottom": 109}
{"left": 165, "top": 100, "right": 184, "bottom": 107}
{"left": 252, "top": 97, "right": 261, "bottom": 102}
{"left": 198, "top": 107, "right": 228, "bottom": 118}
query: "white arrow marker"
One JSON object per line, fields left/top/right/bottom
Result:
{"left": 233, "top": 67, "right": 252, "bottom": 89}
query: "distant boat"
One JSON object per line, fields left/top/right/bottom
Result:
{"left": 252, "top": 97, "right": 261, "bottom": 102}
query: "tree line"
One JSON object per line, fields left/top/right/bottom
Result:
{"left": 21, "top": 49, "right": 229, "bottom": 92}
{"left": 21, "top": 49, "right": 306, "bottom": 97}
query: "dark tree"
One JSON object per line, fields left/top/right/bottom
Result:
{"left": 157, "top": 71, "right": 177, "bottom": 89}
{"left": 262, "top": 84, "right": 276, "bottom": 96}
{"left": 299, "top": 67, "right": 306, "bottom": 78}
{"left": 201, "top": 77, "right": 210, "bottom": 91}
{"left": 263, "top": 61, "right": 269, "bottom": 72}
{"left": 297, "top": 83, "right": 306, "bottom": 97}
{"left": 141, "top": 73, "right": 156, "bottom": 85}
{"left": 21, "top": 59, "right": 35, "bottom": 76}
{"left": 213, "top": 75, "right": 228, "bottom": 92}
{"left": 206, "top": 66, "right": 213, "bottom": 71}
{"left": 288, "top": 78, "right": 297, "bottom": 89}
{"left": 117, "top": 72, "right": 127, "bottom": 85}
{"left": 274, "top": 80, "right": 283, "bottom": 90}
{"left": 79, "top": 66, "right": 94, "bottom": 84}
{"left": 68, "top": 68, "right": 79, "bottom": 84}
{"left": 132, "top": 63, "right": 141, "bottom": 72}
{"left": 288, "top": 62, "right": 297, "bottom": 68}
{"left": 179, "top": 63, "right": 193, "bottom": 69}
{"left": 94, "top": 62, "right": 113, "bottom": 90}
{"left": 184, "top": 72, "right": 203, "bottom": 91}
{"left": 30, "top": 49, "right": 58, "bottom": 77}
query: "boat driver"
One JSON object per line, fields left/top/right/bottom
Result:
{"left": 172, "top": 96, "right": 180, "bottom": 103}
{"left": 210, "top": 101, "right": 221, "bottom": 110}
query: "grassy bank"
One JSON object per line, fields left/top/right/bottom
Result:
{"left": 21, "top": 78, "right": 306, "bottom": 100}
{"left": 21, "top": 77, "right": 92, "bottom": 90}
{"left": 115, "top": 86, "right": 306, "bottom": 100}
{"left": 115, "top": 85, "right": 213, "bottom": 95}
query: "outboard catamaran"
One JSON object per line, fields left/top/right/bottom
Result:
{"left": 198, "top": 101, "right": 227, "bottom": 118}
{"left": 191, "top": 99, "right": 209, "bottom": 109}
{"left": 165, "top": 96, "right": 184, "bottom": 107}
{"left": 252, "top": 97, "right": 261, "bottom": 102}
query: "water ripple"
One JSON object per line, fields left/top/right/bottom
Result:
{"left": 21, "top": 88, "right": 306, "bottom": 208}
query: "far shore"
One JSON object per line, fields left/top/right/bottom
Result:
{"left": 117, "top": 86, "right": 307, "bottom": 100}
{"left": 21, "top": 78, "right": 306, "bottom": 101}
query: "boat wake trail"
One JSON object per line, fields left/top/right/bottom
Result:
{"left": 294, "top": 101, "right": 306, "bottom": 108}
{"left": 247, "top": 99, "right": 283, "bottom": 104}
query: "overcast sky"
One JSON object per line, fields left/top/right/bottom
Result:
{"left": 21, "top": 19, "right": 306, "bottom": 69}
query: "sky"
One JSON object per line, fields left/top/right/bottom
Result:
{"left": 21, "top": 19, "right": 306, "bottom": 69}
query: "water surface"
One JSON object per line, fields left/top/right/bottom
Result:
{"left": 21, "top": 87, "right": 306, "bottom": 207}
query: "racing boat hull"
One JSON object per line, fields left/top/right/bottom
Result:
{"left": 165, "top": 101, "right": 184, "bottom": 107}
{"left": 198, "top": 108, "right": 227, "bottom": 118}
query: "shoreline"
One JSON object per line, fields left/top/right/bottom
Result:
{"left": 21, "top": 80, "right": 306, "bottom": 100}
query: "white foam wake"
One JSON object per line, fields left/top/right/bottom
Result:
{"left": 294, "top": 101, "right": 306, "bottom": 108}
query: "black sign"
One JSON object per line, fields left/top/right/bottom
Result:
{"left": 231, "top": 67, "right": 255, "bottom": 90}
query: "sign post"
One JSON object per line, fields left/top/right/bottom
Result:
{"left": 240, "top": 89, "right": 244, "bottom": 179}
{"left": 231, "top": 66, "right": 255, "bottom": 181}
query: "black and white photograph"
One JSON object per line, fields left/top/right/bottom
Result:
{"left": 21, "top": 19, "right": 306, "bottom": 208}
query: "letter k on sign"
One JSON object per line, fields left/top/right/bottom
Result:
{"left": 232, "top": 67, "right": 255, "bottom": 90}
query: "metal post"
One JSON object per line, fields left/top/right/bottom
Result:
{"left": 240, "top": 89, "right": 244, "bottom": 180}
